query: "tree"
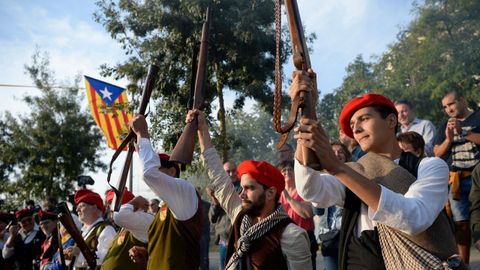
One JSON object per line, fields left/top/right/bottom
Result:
{"left": 0, "top": 51, "right": 105, "bottom": 206}
{"left": 226, "top": 104, "right": 285, "bottom": 165}
{"left": 374, "top": 0, "right": 480, "bottom": 126}
{"left": 318, "top": 55, "right": 378, "bottom": 137}
{"left": 94, "top": 0, "right": 301, "bottom": 162}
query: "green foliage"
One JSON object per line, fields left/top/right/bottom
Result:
{"left": 318, "top": 55, "right": 377, "bottom": 138}
{"left": 94, "top": 0, "right": 296, "bottom": 162}
{"left": 0, "top": 51, "right": 105, "bottom": 206}
{"left": 319, "top": 0, "right": 480, "bottom": 136}
{"left": 376, "top": 0, "right": 480, "bottom": 126}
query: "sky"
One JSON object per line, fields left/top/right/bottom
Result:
{"left": 0, "top": 0, "right": 416, "bottom": 200}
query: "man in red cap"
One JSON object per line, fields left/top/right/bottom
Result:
{"left": 129, "top": 116, "right": 203, "bottom": 269}
{"left": 101, "top": 188, "right": 152, "bottom": 270}
{"left": 290, "top": 70, "right": 462, "bottom": 269}
{"left": 37, "top": 210, "right": 59, "bottom": 269}
{"left": 3, "top": 208, "right": 45, "bottom": 270}
{"left": 64, "top": 189, "right": 116, "bottom": 268}
{"left": 185, "top": 109, "right": 312, "bottom": 270}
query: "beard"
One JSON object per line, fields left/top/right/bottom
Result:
{"left": 242, "top": 192, "right": 266, "bottom": 217}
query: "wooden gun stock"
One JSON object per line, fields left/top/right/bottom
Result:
{"left": 107, "top": 65, "right": 160, "bottom": 211}
{"left": 273, "top": 0, "right": 322, "bottom": 170}
{"left": 170, "top": 8, "right": 211, "bottom": 165}
{"left": 56, "top": 202, "right": 97, "bottom": 270}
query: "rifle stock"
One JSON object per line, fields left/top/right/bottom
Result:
{"left": 274, "top": 0, "right": 322, "bottom": 170}
{"left": 170, "top": 8, "right": 211, "bottom": 165}
{"left": 107, "top": 65, "right": 160, "bottom": 211}
{"left": 56, "top": 202, "right": 97, "bottom": 270}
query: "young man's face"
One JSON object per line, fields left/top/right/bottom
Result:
{"left": 239, "top": 174, "right": 270, "bottom": 217}
{"left": 350, "top": 107, "right": 396, "bottom": 152}
{"left": 395, "top": 103, "right": 414, "bottom": 126}
{"left": 442, "top": 94, "right": 466, "bottom": 118}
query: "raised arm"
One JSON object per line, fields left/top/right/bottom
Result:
{"left": 282, "top": 190, "right": 313, "bottom": 219}
{"left": 113, "top": 196, "right": 154, "bottom": 243}
{"left": 130, "top": 115, "right": 198, "bottom": 221}
{"left": 188, "top": 109, "right": 242, "bottom": 222}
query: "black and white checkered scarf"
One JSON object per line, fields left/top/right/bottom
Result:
{"left": 225, "top": 205, "right": 290, "bottom": 270}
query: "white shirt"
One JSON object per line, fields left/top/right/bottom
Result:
{"left": 138, "top": 138, "right": 198, "bottom": 221}
{"left": 295, "top": 157, "right": 449, "bottom": 236}
{"left": 400, "top": 117, "right": 436, "bottom": 157}
{"left": 74, "top": 217, "right": 116, "bottom": 267}
{"left": 202, "top": 147, "right": 312, "bottom": 270}
{"left": 113, "top": 204, "right": 154, "bottom": 243}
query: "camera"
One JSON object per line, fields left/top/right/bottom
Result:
{"left": 77, "top": 175, "right": 95, "bottom": 187}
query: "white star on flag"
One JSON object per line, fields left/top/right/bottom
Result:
{"left": 100, "top": 87, "right": 113, "bottom": 100}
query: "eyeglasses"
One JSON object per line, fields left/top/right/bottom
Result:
{"left": 225, "top": 170, "right": 236, "bottom": 174}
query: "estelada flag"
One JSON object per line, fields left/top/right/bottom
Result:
{"left": 84, "top": 76, "right": 132, "bottom": 150}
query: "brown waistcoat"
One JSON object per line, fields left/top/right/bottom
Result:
{"left": 347, "top": 152, "right": 457, "bottom": 259}
{"left": 225, "top": 210, "right": 292, "bottom": 270}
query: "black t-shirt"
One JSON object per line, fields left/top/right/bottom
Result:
{"left": 434, "top": 110, "right": 480, "bottom": 170}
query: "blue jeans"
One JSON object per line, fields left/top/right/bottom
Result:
{"left": 449, "top": 175, "right": 472, "bottom": 221}
{"left": 219, "top": 243, "right": 227, "bottom": 270}
{"left": 323, "top": 254, "right": 339, "bottom": 270}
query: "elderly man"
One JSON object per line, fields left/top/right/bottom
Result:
{"left": 2, "top": 208, "right": 45, "bottom": 270}
{"left": 37, "top": 210, "right": 59, "bottom": 269}
{"left": 395, "top": 99, "right": 436, "bottom": 156}
{"left": 64, "top": 189, "right": 116, "bottom": 268}
{"left": 188, "top": 109, "right": 312, "bottom": 270}
{"left": 291, "top": 70, "right": 462, "bottom": 269}
{"left": 223, "top": 161, "right": 241, "bottom": 191}
{"left": 434, "top": 91, "right": 480, "bottom": 263}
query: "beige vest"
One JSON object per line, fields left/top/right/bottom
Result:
{"left": 347, "top": 152, "right": 457, "bottom": 259}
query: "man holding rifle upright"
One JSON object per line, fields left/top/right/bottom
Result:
{"left": 186, "top": 109, "right": 312, "bottom": 270}
{"left": 64, "top": 190, "right": 116, "bottom": 268}
{"left": 290, "top": 70, "right": 465, "bottom": 269}
{"left": 129, "top": 115, "right": 203, "bottom": 270}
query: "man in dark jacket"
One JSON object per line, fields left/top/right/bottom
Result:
{"left": 2, "top": 208, "right": 45, "bottom": 270}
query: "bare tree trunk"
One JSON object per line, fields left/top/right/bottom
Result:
{"left": 215, "top": 63, "right": 228, "bottom": 162}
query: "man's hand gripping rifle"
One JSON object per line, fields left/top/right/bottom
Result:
{"left": 170, "top": 8, "right": 211, "bottom": 166}
{"left": 106, "top": 65, "right": 159, "bottom": 211}
{"left": 273, "top": 0, "right": 322, "bottom": 170}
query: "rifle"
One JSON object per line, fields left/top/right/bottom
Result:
{"left": 56, "top": 222, "right": 67, "bottom": 270}
{"left": 273, "top": 0, "right": 322, "bottom": 170}
{"left": 56, "top": 202, "right": 97, "bottom": 270}
{"left": 106, "top": 65, "right": 160, "bottom": 211}
{"left": 170, "top": 8, "right": 211, "bottom": 165}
